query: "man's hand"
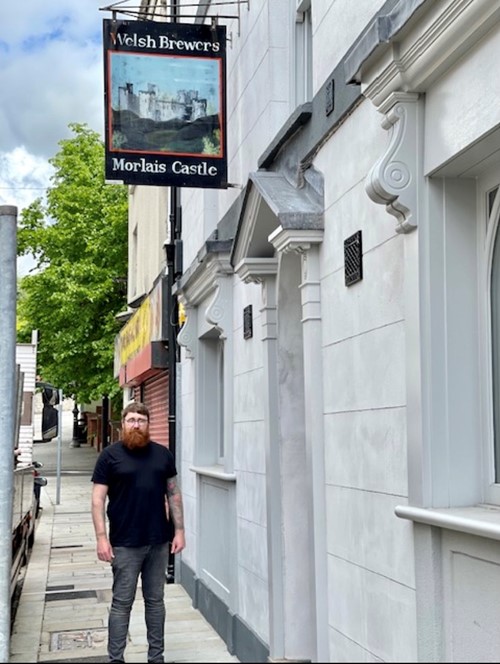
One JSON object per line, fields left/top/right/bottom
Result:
{"left": 91, "top": 483, "right": 112, "bottom": 562}
{"left": 171, "top": 530, "right": 186, "bottom": 554}
{"left": 166, "top": 476, "right": 185, "bottom": 553}
{"left": 96, "top": 533, "right": 114, "bottom": 562}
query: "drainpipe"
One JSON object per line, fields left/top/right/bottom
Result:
{"left": 0, "top": 205, "right": 17, "bottom": 661}
{"left": 102, "top": 395, "right": 110, "bottom": 448}
{"left": 166, "top": 0, "right": 182, "bottom": 461}
{"left": 164, "top": 0, "right": 182, "bottom": 583}
{"left": 166, "top": 190, "right": 180, "bottom": 461}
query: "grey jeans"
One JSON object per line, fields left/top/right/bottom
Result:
{"left": 108, "top": 543, "right": 170, "bottom": 663}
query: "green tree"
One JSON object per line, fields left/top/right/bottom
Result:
{"left": 17, "top": 123, "right": 128, "bottom": 404}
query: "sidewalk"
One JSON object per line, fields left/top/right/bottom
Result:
{"left": 10, "top": 420, "right": 239, "bottom": 663}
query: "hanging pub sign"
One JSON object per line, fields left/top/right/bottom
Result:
{"left": 103, "top": 19, "right": 227, "bottom": 188}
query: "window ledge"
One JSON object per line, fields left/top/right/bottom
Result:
{"left": 395, "top": 504, "right": 500, "bottom": 541}
{"left": 189, "top": 465, "right": 236, "bottom": 481}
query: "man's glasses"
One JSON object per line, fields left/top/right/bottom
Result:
{"left": 124, "top": 417, "right": 148, "bottom": 426}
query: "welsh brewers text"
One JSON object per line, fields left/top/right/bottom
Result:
{"left": 111, "top": 31, "right": 221, "bottom": 53}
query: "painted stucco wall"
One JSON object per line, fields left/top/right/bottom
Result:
{"left": 425, "top": 19, "right": 500, "bottom": 175}
{"left": 312, "top": 0, "right": 386, "bottom": 92}
{"left": 313, "top": 93, "right": 417, "bottom": 660}
{"left": 180, "top": 0, "right": 293, "bottom": 273}
{"left": 231, "top": 277, "right": 269, "bottom": 641}
{"left": 127, "top": 185, "right": 168, "bottom": 304}
{"left": 178, "top": 0, "right": 297, "bottom": 646}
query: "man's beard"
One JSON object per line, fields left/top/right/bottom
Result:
{"left": 123, "top": 427, "right": 150, "bottom": 450}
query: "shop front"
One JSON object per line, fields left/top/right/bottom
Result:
{"left": 115, "top": 275, "right": 170, "bottom": 447}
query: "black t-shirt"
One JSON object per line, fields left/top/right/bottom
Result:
{"left": 91, "top": 441, "right": 177, "bottom": 547}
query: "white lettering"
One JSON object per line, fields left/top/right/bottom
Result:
{"left": 112, "top": 30, "right": 221, "bottom": 53}
{"left": 172, "top": 160, "right": 218, "bottom": 176}
{"left": 112, "top": 157, "right": 167, "bottom": 174}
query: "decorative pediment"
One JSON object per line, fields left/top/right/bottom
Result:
{"left": 175, "top": 251, "right": 232, "bottom": 307}
{"left": 231, "top": 170, "right": 323, "bottom": 269}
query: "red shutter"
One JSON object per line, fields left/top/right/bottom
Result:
{"left": 143, "top": 371, "right": 169, "bottom": 448}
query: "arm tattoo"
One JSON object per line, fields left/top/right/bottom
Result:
{"left": 166, "top": 476, "right": 184, "bottom": 531}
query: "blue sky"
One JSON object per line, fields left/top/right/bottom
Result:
{"left": 110, "top": 52, "right": 220, "bottom": 110}
{"left": 0, "top": 0, "right": 118, "bottom": 274}
{"left": 0, "top": 2, "right": 104, "bottom": 160}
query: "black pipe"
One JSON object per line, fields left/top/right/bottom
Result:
{"left": 166, "top": 217, "right": 177, "bottom": 461}
{"left": 166, "top": 0, "right": 181, "bottom": 584}
{"left": 102, "top": 395, "right": 110, "bottom": 448}
{"left": 167, "top": 0, "right": 181, "bottom": 461}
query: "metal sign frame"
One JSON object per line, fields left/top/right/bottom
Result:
{"left": 103, "top": 18, "right": 228, "bottom": 188}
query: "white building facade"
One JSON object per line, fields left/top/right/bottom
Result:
{"left": 129, "top": 0, "right": 500, "bottom": 661}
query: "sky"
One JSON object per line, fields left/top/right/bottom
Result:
{"left": 110, "top": 52, "right": 219, "bottom": 108}
{"left": 0, "top": 1, "right": 123, "bottom": 274}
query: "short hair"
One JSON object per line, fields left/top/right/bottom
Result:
{"left": 121, "top": 401, "right": 150, "bottom": 421}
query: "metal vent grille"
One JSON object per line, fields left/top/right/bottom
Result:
{"left": 344, "top": 230, "right": 363, "bottom": 286}
{"left": 243, "top": 305, "right": 253, "bottom": 339}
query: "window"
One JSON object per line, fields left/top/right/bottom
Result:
{"left": 178, "top": 261, "right": 234, "bottom": 475}
{"left": 479, "top": 167, "right": 500, "bottom": 504}
{"left": 130, "top": 225, "right": 138, "bottom": 300}
{"left": 218, "top": 339, "right": 225, "bottom": 463}
{"left": 488, "top": 186, "right": 500, "bottom": 482}
{"left": 198, "top": 331, "right": 225, "bottom": 467}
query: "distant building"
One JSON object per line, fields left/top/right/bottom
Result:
{"left": 15, "top": 330, "right": 38, "bottom": 465}
{"left": 117, "top": 82, "right": 208, "bottom": 122}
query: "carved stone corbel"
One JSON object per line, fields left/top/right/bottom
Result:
{"left": 205, "top": 273, "right": 232, "bottom": 339}
{"left": 177, "top": 303, "right": 197, "bottom": 359}
{"left": 365, "top": 92, "right": 422, "bottom": 233}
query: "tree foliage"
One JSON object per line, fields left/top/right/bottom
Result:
{"left": 17, "top": 123, "right": 128, "bottom": 403}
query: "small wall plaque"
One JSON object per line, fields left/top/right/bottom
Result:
{"left": 344, "top": 230, "right": 363, "bottom": 286}
{"left": 243, "top": 305, "right": 253, "bottom": 339}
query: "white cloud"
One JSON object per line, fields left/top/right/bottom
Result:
{"left": 0, "top": 1, "right": 104, "bottom": 46}
{"left": 0, "top": 0, "right": 106, "bottom": 160}
{"left": 0, "top": 0, "right": 127, "bottom": 275}
{"left": 0, "top": 43, "right": 103, "bottom": 157}
{"left": 0, "top": 147, "right": 53, "bottom": 209}
{"left": 0, "top": 147, "right": 54, "bottom": 275}
{"left": 1, "top": 1, "right": 170, "bottom": 277}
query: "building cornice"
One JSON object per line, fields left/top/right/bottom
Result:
{"left": 268, "top": 227, "right": 324, "bottom": 255}
{"left": 234, "top": 258, "right": 279, "bottom": 285}
{"left": 359, "top": 0, "right": 500, "bottom": 108}
{"left": 175, "top": 251, "right": 232, "bottom": 307}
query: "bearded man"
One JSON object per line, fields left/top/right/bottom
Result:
{"left": 91, "top": 402, "right": 185, "bottom": 663}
